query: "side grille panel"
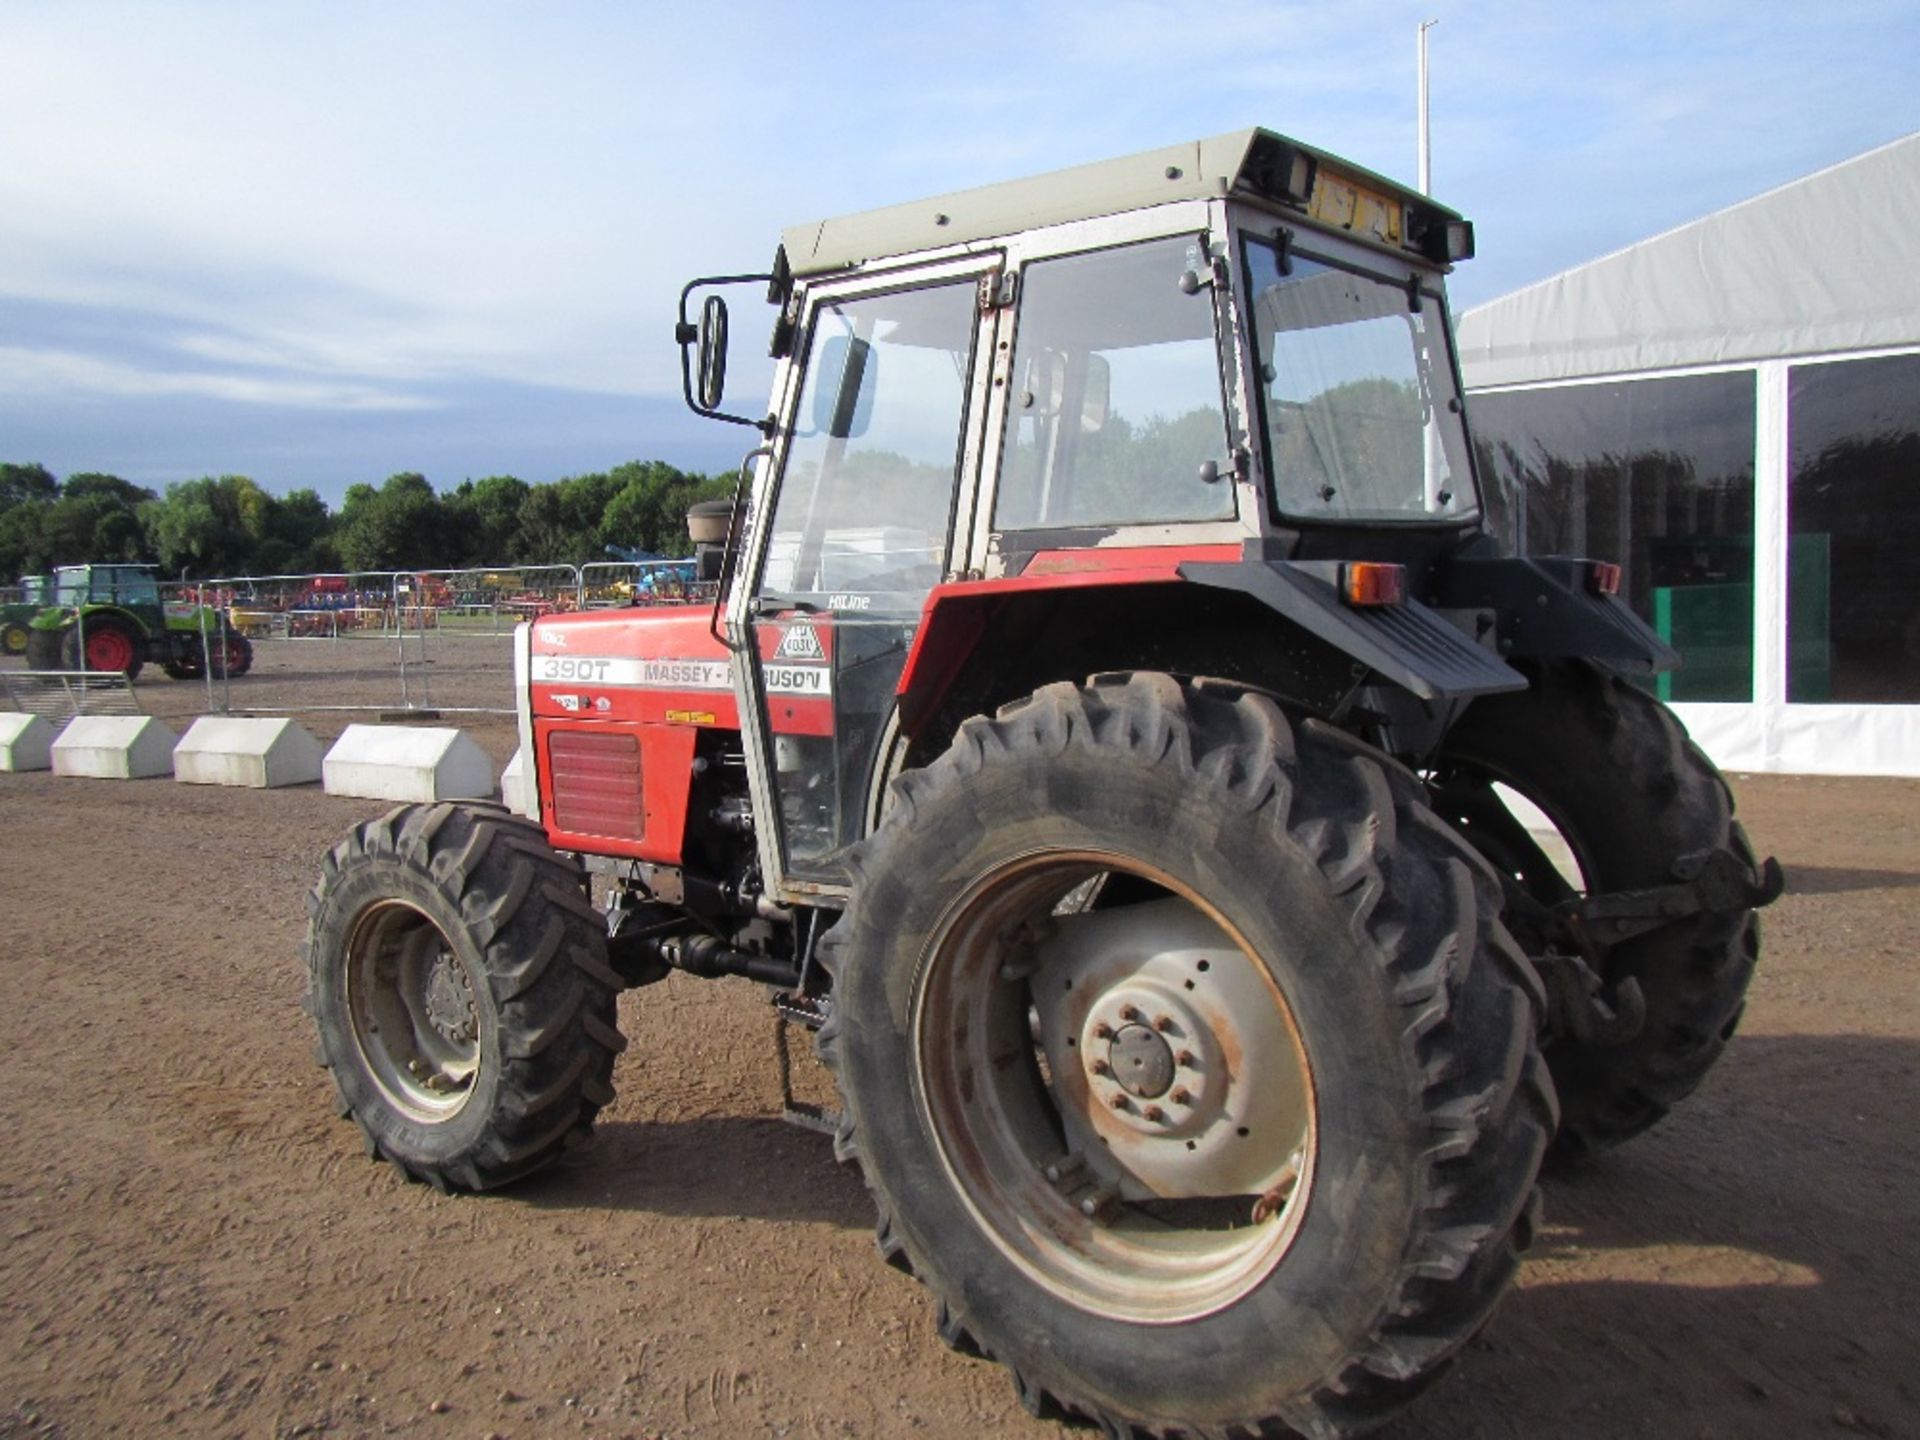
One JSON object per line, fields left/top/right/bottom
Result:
{"left": 548, "top": 729, "right": 645, "bottom": 841}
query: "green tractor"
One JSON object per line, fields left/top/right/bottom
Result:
{"left": 24, "top": 564, "right": 253, "bottom": 681}
{"left": 2, "top": 575, "right": 52, "bottom": 656}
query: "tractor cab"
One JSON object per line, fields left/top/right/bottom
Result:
{"left": 52, "top": 563, "right": 163, "bottom": 609}
{"left": 673, "top": 129, "right": 1598, "bottom": 901}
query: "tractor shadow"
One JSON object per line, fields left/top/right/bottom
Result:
{"left": 1393, "top": 1030, "right": 1920, "bottom": 1438}
{"left": 514, "top": 1034, "right": 1920, "bottom": 1437}
{"left": 1775, "top": 863, "right": 1920, "bottom": 895}
{"left": 515, "top": 1113, "right": 868, "bottom": 1229}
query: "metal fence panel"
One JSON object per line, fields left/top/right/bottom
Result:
{"left": 1, "top": 670, "right": 143, "bottom": 717}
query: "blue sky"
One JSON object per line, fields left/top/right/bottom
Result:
{"left": 3, "top": 0, "right": 1915, "bottom": 505}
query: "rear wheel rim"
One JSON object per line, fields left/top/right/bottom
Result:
{"left": 84, "top": 627, "right": 135, "bottom": 672}
{"left": 344, "top": 900, "right": 481, "bottom": 1122}
{"left": 912, "top": 851, "right": 1316, "bottom": 1324}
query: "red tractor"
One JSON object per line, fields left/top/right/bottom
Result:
{"left": 304, "top": 129, "right": 1779, "bottom": 1437}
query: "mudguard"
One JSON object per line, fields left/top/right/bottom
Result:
{"left": 1437, "top": 557, "right": 1679, "bottom": 673}
{"left": 1178, "top": 558, "right": 1527, "bottom": 702}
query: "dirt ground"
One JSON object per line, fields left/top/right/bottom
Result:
{"left": 0, "top": 645, "right": 1916, "bottom": 1439}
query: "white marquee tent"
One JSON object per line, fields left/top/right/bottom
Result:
{"left": 1458, "top": 133, "right": 1920, "bottom": 776}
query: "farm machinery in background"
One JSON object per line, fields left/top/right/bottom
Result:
{"left": 301, "top": 128, "right": 1781, "bottom": 1438}
{"left": 1, "top": 575, "right": 51, "bottom": 655}
{"left": 22, "top": 563, "right": 252, "bottom": 680}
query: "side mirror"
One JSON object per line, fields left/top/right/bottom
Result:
{"left": 675, "top": 272, "right": 777, "bottom": 435}
{"left": 696, "top": 295, "right": 730, "bottom": 411}
{"left": 813, "top": 334, "right": 875, "bottom": 440}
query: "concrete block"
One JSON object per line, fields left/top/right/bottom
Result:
{"left": 322, "top": 724, "right": 494, "bottom": 803}
{"left": 51, "top": 715, "right": 178, "bottom": 779}
{"left": 500, "top": 745, "right": 537, "bottom": 818}
{"left": 0, "top": 712, "right": 57, "bottom": 772}
{"left": 174, "top": 715, "right": 324, "bottom": 789}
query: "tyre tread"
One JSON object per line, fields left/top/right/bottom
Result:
{"left": 305, "top": 802, "right": 621, "bottom": 1191}
{"left": 817, "top": 673, "right": 1551, "bottom": 1438}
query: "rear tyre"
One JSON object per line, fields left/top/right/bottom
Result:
{"left": 304, "top": 802, "right": 626, "bottom": 1191}
{"left": 820, "top": 674, "right": 1554, "bottom": 1437}
{"left": 1432, "top": 660, "right": 1764, "bottom": 1159}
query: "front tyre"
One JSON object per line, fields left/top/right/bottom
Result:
{"left": 304, "top": 802, "right": 626, "bottom": 1191}
{"left": 24, "top": 627, "right": 63, "bottom": 672}
{"left": 820, "top": 674, "right": 1555, "bottom": 1437}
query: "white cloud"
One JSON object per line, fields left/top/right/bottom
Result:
{"left": 0, "top": 345, "right": 433, "bottom": 411}
{"left": 0, "top": 0, "right": 1915, "bottom": 419}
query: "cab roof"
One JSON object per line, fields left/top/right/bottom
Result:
{"left": 779, "top": 127, "right": 1469, "bottom": 278}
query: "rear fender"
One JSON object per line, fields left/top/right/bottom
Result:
{"left": 896, "top": 550, "right": 1207, "bottom": 738}
{"left": 1437, "top": 556, "right": 1679, "bottom": 674}
{"left": 895, "top": 551, "right": 1518, "bottom": 751}
{"left": 1177, "top": 554, "right": 1526, "bottom": 702}
{"left": 37, "top": 604, "right": 152, "bottom": 639}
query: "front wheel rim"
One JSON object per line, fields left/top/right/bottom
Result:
{"left": 912, "top": 851, "right": 1317, "bottom": 1325}
{"left": 344, "top": 900, "right": 482, "bottom": 1122}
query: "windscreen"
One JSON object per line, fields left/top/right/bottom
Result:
{"left": 1243, "top": 236, "right": 1476, "bottom": 523}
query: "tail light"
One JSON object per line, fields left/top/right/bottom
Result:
{"left": 1586, "top": 561, "right": 1622, "bottom": 597}
{"left": 1340, "top": 562, "right": 1407, "bottom": 608}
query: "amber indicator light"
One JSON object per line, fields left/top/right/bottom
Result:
{"left": 1340, "top": 562, "right": 1407, "bottom": 607}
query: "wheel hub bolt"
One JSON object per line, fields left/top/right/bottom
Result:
{"left": 1143, "top": 1105, "right": 1166, "bottom": 1123}
{"left": 1170, "top": 1087, "right": 1192, "bottom": 1106}
{"left": 1110, "top": 1094, "right": 1131, "bottom": 1111}
{"left": 1092, "top": 1021, "right": 1114, "bottom": 1040}
{"left": 1090, "top": 1059, "right": 1111, "bottom": 1077}
{"left": 1120, "top": 1004, "right": 1142, "bottom": 1022}
{"left": 1153, "top": 1015, "right": 1175, "bottom": 1033}
{"left": 1175, "top": 1049, "right": 1196, "bottom": 1068}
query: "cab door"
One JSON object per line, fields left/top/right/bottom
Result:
{"left": 734, "top": 258, "right": 1000, "bottom": 891}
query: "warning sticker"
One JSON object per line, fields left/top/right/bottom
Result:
{"left": 775, "top": 623, "right": 826, "bottom": 661}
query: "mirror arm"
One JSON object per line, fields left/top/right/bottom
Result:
{"left": 677, "top": 274, "right": 779, "bottom": 433}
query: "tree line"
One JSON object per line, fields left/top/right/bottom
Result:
{"left": 0, "top": 460, "right": 733, "bottom": 581}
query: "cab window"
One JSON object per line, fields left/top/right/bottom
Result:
{"left": 1243, "top": 237, "right": 1476, "bottom": 522}
{"left": 994, "top": 236, "right": 1233, "bottom": 532}
{"left": 760, "top": 280, "right": 979, "bottom": 608}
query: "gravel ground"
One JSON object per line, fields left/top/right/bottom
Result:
{"left": 0, "top": 648, "right": 1914, "bottom": 1439}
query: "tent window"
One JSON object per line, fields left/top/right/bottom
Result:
{"left": 1470, "top": 372, "right": 1757, "bottom": 702}
{"left": 1788, "top": 352, "right": 1920, "bottom": 703}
